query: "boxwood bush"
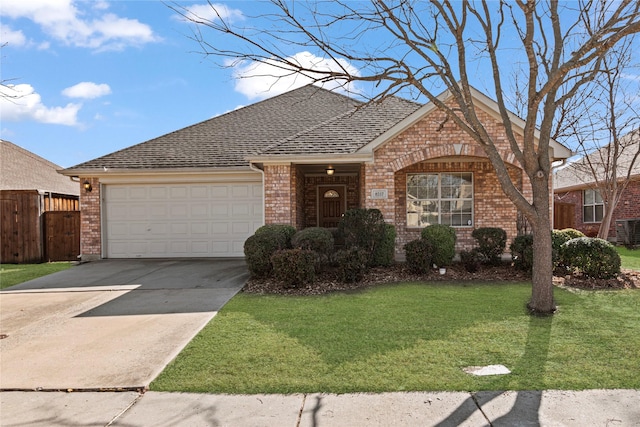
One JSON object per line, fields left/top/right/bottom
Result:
{"left": 291, "top": 227, "right": 334, "bottom": 258}
{"left": 371, "top": 224, "right": 396, "bottom": 267}
{"left": 561, "top": 237, "right": 621, "bottom": 279}
{"left": 244, "top": 224, "right": 296, "bottom": 278}
{"left": 271, "top": 248, "right": 316, "bottom": 288}
{"left": 471, "top": 227, "right": 507, "bottom": 265}
{"left": 254, "top": 224, "right": 296, "bottom": 248}
{"left": 421, "top": 224, "right": 456, "bottom": 267}
{"left": 552, "top": 228, "right": 585, "bottom": 269}
{"left": 510, "top": 234, "right": 534, "bottom": 272}
{"left": 404, "top": 239, "right": 433, "bottom": 274}
{"left": 335, "top": 247, "right": 369, "bottom": 283}
{"left": 338, "top": 208, "right": 387, "bottom": 266}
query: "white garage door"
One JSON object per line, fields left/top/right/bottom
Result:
{"left": 104, "top": 182, "right": 263, "bottom": 258}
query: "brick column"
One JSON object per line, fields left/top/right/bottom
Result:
{"left": 79, "top": 177, "right": 101, "bottom": 261}
{"left": 263, "top": 164, "right": 294, "bottom": 225}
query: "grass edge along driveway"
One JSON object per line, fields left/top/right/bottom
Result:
{"left": 152, "top": 281, "right": 640, "bottom": 394}
{"left": 0, "top": 262, "right": 71, "bottom": 290}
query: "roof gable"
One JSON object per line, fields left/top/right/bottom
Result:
{"left": 358, "top": 86, "right": 572, "bottom": 160}
{"left": 0, "top": 140, "right": 79, "bottom": 195}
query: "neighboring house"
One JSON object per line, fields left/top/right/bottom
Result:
{"left": 1, "top": 140, "right": 80, "bottom": 263}
{"left": 61, "top": 85, "right": 571, "bottom": 261}
{"left": 554, "top": 129, "right": 640, "bottom": 241}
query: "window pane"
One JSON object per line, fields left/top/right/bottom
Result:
{"left": 584, "top": 206, "right": 594, "bottom": 222}
{"left": 595, "top": 190, "right": 603, "bottom": 204}
{"left": 595, "top": 204, "right": 604, "bottom": 222}
{"left": 407, "top": 186, "right": 418, "bottom": 199}
{"left": 406, "top": 172, "right": 473, "bottom": 228}
{"left": 584, "top": 189, "right": 594, "bottom": 204}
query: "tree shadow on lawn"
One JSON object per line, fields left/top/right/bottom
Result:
{"left": 435, "top": 314, "right": 553, "bottom": 426}
{"left": 240, "top": 283, "right": 533, "bottom": 370}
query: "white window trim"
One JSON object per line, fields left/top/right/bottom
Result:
{"left": 406, "top": 172, "right": 474, "bottom": 228}
{"left": 583, "top": 188, "right": 604, "bottom": 223}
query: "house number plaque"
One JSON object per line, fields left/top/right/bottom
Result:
{"left": 371, "top": 189, "right": 388, "bottom": 199}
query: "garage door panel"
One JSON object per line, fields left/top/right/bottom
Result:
{"left": 105, "top": 182, "right": 262, "bottom": 258}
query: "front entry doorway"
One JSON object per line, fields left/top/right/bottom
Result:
{"left": 318, "top": 185, "right": 346, "bottom": 228}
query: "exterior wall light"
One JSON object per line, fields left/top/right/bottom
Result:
{"left": 83, "top": 180, "right": 93, "bottom": 192}
{"left": 325, "top": 166, "right": 335, "bottom": 176}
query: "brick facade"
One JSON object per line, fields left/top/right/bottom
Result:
{"left": 554, "top": 179, "right": 640, "bottom": 239}
{"left": 260, "top": 107, "right": 550, "bottom": 256}
{"left": 79, "top": 177, "right": 101, "bottom": 261}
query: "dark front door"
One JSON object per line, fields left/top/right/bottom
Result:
{"left": 319, "top": 186, "right": 345, "bottom": 228}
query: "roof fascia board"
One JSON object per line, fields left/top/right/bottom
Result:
{"left": 59, "top": 166, "right": 254, "bottom": 177}
{"left": 246, "top": 153, "right": 373, "bottom": 164}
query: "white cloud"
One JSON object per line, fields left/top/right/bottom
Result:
{"left": 62, "top": 82, "right": 111, "bottom": 99}
{"left": 232, "top": 51, "right": 361, "bottom": 100}
{"left": 177, "top": 3, "right": 244, "bottom": 23}
{"left": 0, "top": 84, "right": 81, "bottom": 126}
{"left": 0, "top": 24, "right": 26, "bottom": 47}
{"left": 0, "top": 0, "right": 160, "bottom": 51}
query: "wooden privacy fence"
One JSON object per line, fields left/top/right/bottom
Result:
{"left": 44, "top": 211, "right": 80, "bottom": 262}
{"left": 1, "top": 190, "right": 80, "bottom": 263}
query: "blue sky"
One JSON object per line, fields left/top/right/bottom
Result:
{"left": 1, "top": 1, "right": 335, "bottom": 168}
{"left": 1, "top": 1, "right": 638, "bottom": 169}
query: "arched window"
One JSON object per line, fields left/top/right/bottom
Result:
{"left": 324, "top": 189, "right": 339, "bottom": 198}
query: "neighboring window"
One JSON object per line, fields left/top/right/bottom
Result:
{"left": 407, "top": 172, "right": 473, "bottom": 227}
{"left": 324, "top": 190, "right": 339, "bottom": 198}
{"left": 583, "top": 188, "right": 604, "bottom": 223}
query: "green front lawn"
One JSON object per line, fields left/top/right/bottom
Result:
{"left": 151, "top": 282, "right": 640, "bottom": 394}
{"left": 618, "top": 246, "right": 640, "bottom": 270}
{"left": 0, "top": 263, "right": 72, "bottom": 289}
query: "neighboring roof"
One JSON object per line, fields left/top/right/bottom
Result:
{"left": 63, "top": 85, "right": 361, "bottom": 174}
{"left": 555, "top": 129, "right": 640, "bottom": 191}
{"left": 0, "top": 140, "right": 79, "bottom": 195}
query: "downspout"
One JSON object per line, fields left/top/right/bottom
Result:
{"left": 249, "top": 163, "right": 266, "bottom": 227}
{"left": 551, "top": 158, "right": 569, "bottom": 229}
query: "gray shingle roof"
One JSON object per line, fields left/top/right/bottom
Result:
{"left": 1, "top": 140, "right": 79, "bottom": 195}
{"left": 65, "top": 85, "right": 362, "bottom": 172}
{"left": 259, "top": 95, "right": 421, "bottom": 156}
{"left": 555, "top": 129, "right": 640, "bottom": 190}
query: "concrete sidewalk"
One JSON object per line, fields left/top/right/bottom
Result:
{"left": 1, "top": 389, "right": 638, "bottom": 426}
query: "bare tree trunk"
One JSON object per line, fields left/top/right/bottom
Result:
{"left": 528, "top": 178, "right": 556, "bottom": 314}
{"left": 598, "top": 197, "right": 617, "bottom": 240}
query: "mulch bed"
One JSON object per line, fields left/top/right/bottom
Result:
{"left": 243, "top": 263, "right": 640, "bottom": 296}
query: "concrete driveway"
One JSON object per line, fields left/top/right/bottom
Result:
{"left": 0, "top": 259, "right": 248, "bottom": 391}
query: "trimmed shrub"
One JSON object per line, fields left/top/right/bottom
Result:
{"left": 472, "top": 227, "right": 507, "bottom": 265}
{"left": 552, "top": 228, "right": 586, "bottom": 269}
{"left": 560, "top": 228, "right": 585, "bottom": 240}
{"left": 371, "top": 224, "right": 396, "bottom": 267}
{"left": 271, "top": 248, "right": 316, "bottom": 288}
{"left": 561, "top": 237, "right": 621, "bottom": 279}
{"left": 335, "top": 247, "right": 369, "bottom": 283}
{"left": 338, "top": 208, "right": 386, "bottom": 265}
{"left": 291, "top": 227, "right": 334, "bottom": 258}
{"left": 254, "top": 224, "right": 296, "bottom": 249}
{"left": 421, "top": 224, "right": 456, "bottom": 267}
{"left": 510, "top": 234, "right": 534, "bottom": 272}
{"left": 404, "top": 239, "right": 433, "bottom": 274}
{"left": 244, "top": 233, "right": 281, "bottom": 277}
{"left": 460, "top": 249, "right": 481, "bottom": 273}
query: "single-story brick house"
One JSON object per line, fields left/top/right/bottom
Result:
{"left": 554, "top": 129, "right": 640, "bottom": 240}
{"left": 61, "top": 85, "right": 571, "bottom": 261}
